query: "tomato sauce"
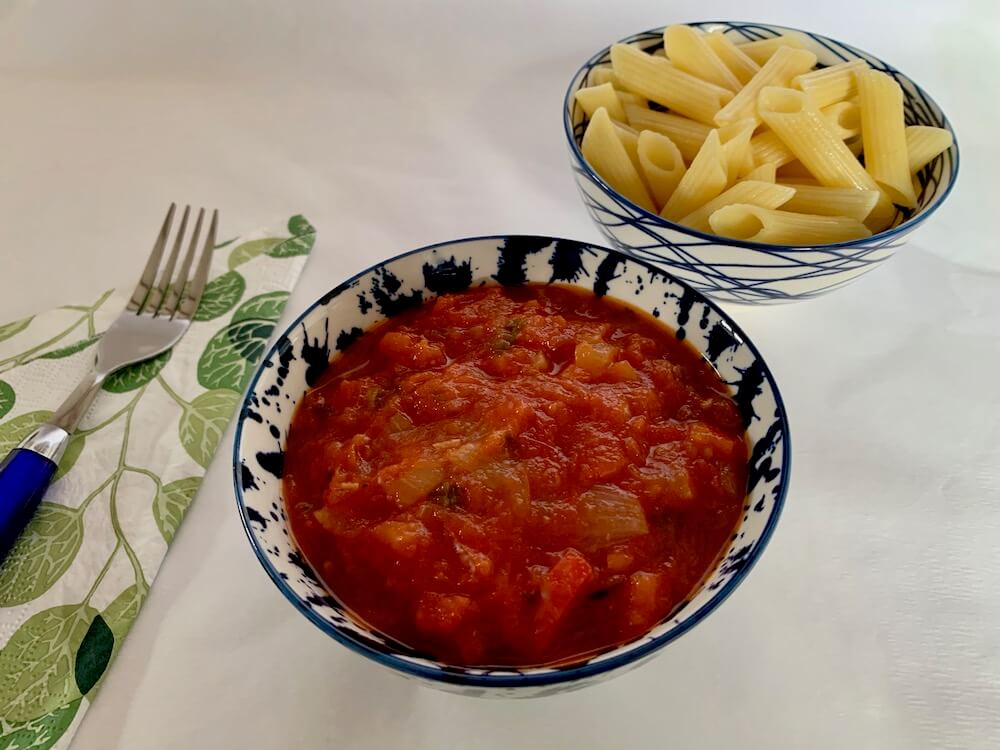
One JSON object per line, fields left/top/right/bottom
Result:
{"left": 283, "top": 285, "right": 747, "bottom": 666}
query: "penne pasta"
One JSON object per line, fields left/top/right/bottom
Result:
{"left": 617, "top": 91, "right": 646, "bottom": 109}
{"left": 708, "top": 203, "right": 872, "bottom": 243}
{"left": 664, "top": 25, "right": 742, "bottom": 92}
{"left": 743, "top": 162, "right": 777, "bottom": 182}
{"left": 637, "top": 130, "right": 687, "bottom": 208}
{"left": 776, "top": 160, "right": 817, "bottom": 180}
{"left": 864, "top": 193, "right": 899, "bottom": 233}
{"left": 610, "top": 43, "right": 733, "bottom": 124}
{"left": 714, "top": 46, "right": 817, "bottom": 126}
{"left": 589, "top": 65, "right": 615, "bottom": 87}
{"left": 856, "top": 70, "right": 917, "bottom": 207}
{"left": 757, "top": 86, "right": 878, "bottom": 191}
{"left": 582, "top": 107, "right": 656, "bottom": 212}
{"left": 661, "top": 129, "right": 728, "bottom": 220}
{"left": 718, "top": 118, "right": 756, "bottom": 182}
{"left": 679, "top": 180, "right": 795, "bottom": 231}
{"left": 822, "top": 100, "right": 861, "bottom": 140}
{"left": 750, "top": 129, "right": 796, "bottom": 168}
{"left": 792, "top": 59, "right": 869, "bottom": 108}
{"left": 905, "top": 125, "right": 954, "bottom": 173}
{"left": 704, "top": 31, "right": 761, "bottom": 85}
{"left": 736, "top": 33, "right": 809, "bottom": 65}
{"left": 624, "top": 103, "right": 712, "bottom": 161}
{"left": 575, "top": 83, "right": 627, "bottom": 122}
{"left": 613, "top": 121, "right": 644, "bottom": 175}
{"left": 751, "top": 104, "right": 858, "bottom": 169}
{"left": 778, "top": 183, "right": 880, "bottom": 221}
{"left": 777, "top": 176, "right": 820, "bottom": 185}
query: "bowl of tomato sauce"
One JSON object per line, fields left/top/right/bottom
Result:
{"left": 234, "top": 235, "right": 790, "bottom": 696}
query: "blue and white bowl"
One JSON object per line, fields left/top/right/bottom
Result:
{"left": 233, "top": 236, "right": 791, "bottom": 696}
{"left": 563, "top": 21, "right": 960, "bottom": 304}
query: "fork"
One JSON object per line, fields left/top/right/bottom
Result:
{"left": 0, "top": 204, "right": 218, "bottom": 560}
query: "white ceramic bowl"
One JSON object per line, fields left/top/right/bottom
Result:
{"left": 234, "top": 236, "right": 791, "bottom": 696}
{"left": 564, "top": 21, "right": 960, "bottom": 304}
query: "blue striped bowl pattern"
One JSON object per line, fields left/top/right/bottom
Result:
{"left": 233, "top": 236, "right": 791, "bottom": 696}
{"left": 563, "top": 21, "right": 960, "bottom": 304}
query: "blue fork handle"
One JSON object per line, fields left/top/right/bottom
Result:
{"left": 0, "top": 424, "right": 68, "bottom": 561}
{"left": 0, "top": 449, "right": 57, "bottom": 558}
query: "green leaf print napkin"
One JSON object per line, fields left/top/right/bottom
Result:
{"left": 0, "top": 215, "right": 315, "bottom": 749}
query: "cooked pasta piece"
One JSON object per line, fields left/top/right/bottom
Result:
{"left": 714, "top": 46, "right": 817, "bottom": 125}
{"left": 663, "top": 25, "right": 742, "bottom": 92}
{"left": 613, "top": 121, "right": 644, "bottom": 175}
{"left": 624, "top": 103, "right": 712, "bottom": 161}
{"left": 718, "top": 118, "right": 756, "bottom": 182}
{"left": 776, "top": 160, "right": 818, "bottom": 180}
{"left": 743, "top": 162, "right": 777, "bottom": 182}
{"left": 905, "top": 125, "right": 954, "bottom": 173}
{"left": 637, "top": 130, "right": 687, "bottom": 208}
{"left": 589, "top": 65, "right": 615, "bottom": 87}
{"left": 777, "top": 176, "right": 820, "bottom": 185}
{"left": 709, "top": 203, "right": 872, "bottom": 243}
{"left": 792, "top": 59, "right": 869, "bottom": 108}
{"left": 750, "top": 129, "right": 796, "bottom": 168}
{"left": 736, "top": 33, "right": 809, "bottom": 65}
{"left": 864, "top": 193, "right": 899, "bottom": 233}
{"left": 704, "top": 31, "right": 760, "bottom": 84}
{"left": 822, "top": 100, "right": 861, "bottom": 140}
{"left": 575, "top": 83, "right": 627, "bottom": 122}
{"left": 679, "top": 181, "right": 795, "bottom": 231}
{"left": 778, "top": 183, "right": 880, "bottom": 221}
{"left": 617, "top": 91, "right": 646, "bottom": 109}
{"left": 660, "top": 129, "right": 727, "bottom": 219}
{"left": 582, "top": 107, "right": 656, "bottom": 211}
{"left": 610, "top": 43, "right": 733, "bottom": 124}
{"left": 757, "top": 86, "right": 878, "bottom": 191}
{"left": 856, "top": 69, "right": 917, "bottom": 207}
{"left": 751, "top": 102, "right": 858, "bottom": 169}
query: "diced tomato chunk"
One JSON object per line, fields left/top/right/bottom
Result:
{"left": 415, "top": 593, "right": 475, "bottom": 637}
{"left": 687, "top": 422, "right": 737, "bottom": 459}
{"left": 534, "top": 548, "right": 595, "bottom": 649}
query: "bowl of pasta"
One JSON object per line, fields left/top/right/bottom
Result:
{"left": 563, "top": 21, "right": 959, "bottom": 304}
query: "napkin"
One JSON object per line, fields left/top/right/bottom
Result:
{"left": 0, "top": 215, "right": 314, "bottom": 748}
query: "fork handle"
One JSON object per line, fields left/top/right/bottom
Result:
{"left": 0, "top": 425, "right": 68, "bottom": 561}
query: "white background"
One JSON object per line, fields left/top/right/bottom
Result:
{"left": 2, "top": 0, "right": 999, "bottom": 748}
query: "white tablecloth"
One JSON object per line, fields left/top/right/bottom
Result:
{"left": 2, "top": 1, "right": 997, "bottom": 747}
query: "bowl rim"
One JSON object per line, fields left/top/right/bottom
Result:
{"left": 562, "top": 20, "right": 961, "bottom": 253}
{"left": 232, "top": 233, "right": 792, "bottom": 688}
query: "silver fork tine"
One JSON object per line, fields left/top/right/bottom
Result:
{"left": 177, "top": 209, "right": 217, "bottom": 321}
{"left": 145, "top": 205, "right": 190, "bottom": 316}
{"left": 127, "top": 203, "right": 176, "bottom": 313}
{"left": 160, "top": 207, "right": 203, "bottom": 317}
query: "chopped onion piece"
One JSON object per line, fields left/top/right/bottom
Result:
{"left": 577, "top": 484, "right": 649, "bottom": 549}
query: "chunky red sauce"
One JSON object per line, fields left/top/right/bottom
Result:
{"left": 284, "top": 285, "right": 747, "bottom": 666}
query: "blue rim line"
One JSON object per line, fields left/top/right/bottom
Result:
{"left": 232, "top": 234, "right": 793, "bottom": 688}
{"left": 561, "top": 20, "right": 961, "bottom": 253}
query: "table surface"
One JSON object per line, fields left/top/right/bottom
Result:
{"left": 2, "top": 1, "right": 998, "bottom": 747}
